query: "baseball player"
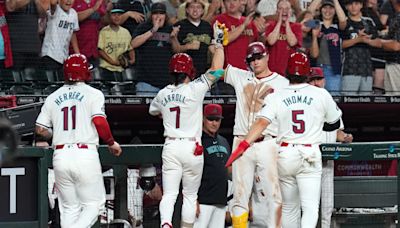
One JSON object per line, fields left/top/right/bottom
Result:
{"left": 223, "top": 41, "right": 288, "bottom": 228}
{"left": 149, "top": 22, "right": 226, "bottom": 228}
{"left": 308, "top": 67, "right": 353, "bottom": 228}
{"left": 35, "top": 54, "right": 122, "bottom": 228}
{"left": 226, "top": 52, "right": 342, "bottom": 228}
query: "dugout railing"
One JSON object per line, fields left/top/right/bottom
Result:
{"left": 1, "top": 142, "right": 400, "bottom": 227}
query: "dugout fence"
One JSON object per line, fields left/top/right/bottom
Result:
{"left": 1, "top": 142, "right": 400, "bottom": 227}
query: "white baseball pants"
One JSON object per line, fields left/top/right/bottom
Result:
{"left": 159, "top": 139, "right": 204, "bottom": 227}
{"left": 321, "top": 160, "right": 334, "bottom": 228}
{"left": 193, "top": 204, "right": 226, "bottom": 228}
{"left": 232, "top": 137, "right": 282, "bottom": 227}
{"left": 53, "top": 144, "right": 105, "bottom": 228}
{"left": 277, "top": 144, "right": 322, "bottom": 228}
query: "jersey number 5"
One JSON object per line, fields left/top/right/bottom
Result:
{"left": 292, "top": 110, "right": 305, "bottom": 134}
{"left": 61, "top": 105, "right": 76, "bottom": 131}
{"left": 170, "top": 106, "right": 180, "bottom": 129}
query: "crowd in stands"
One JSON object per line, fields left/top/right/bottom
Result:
{"left": 0, "top": 0, "right": 400, "bottom": 95}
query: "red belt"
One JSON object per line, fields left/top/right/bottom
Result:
{"left": 280, "top": 142, "right": 312, "bottom": 147}
{"left": 55, "top": 144, "right": 89, "bottom": 150}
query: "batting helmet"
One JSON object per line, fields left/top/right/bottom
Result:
{"left": 169, "top": 53, "right": 196, "bottom": 80}
{"left": 63, "top": 54, "right": 92, "bottom": 82}
{"left": 246, "top": 42, "right": 267, "bottom": 63}
{"left": 287, "top": 52, "right": 311, "bottom": 76}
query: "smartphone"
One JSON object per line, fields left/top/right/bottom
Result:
{"left": 305, "top": 19, "right": 320, "bottom": 29}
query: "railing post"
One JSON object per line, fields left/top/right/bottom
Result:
{"left": 113, "top": 164, "right": 128, "bottom": 220}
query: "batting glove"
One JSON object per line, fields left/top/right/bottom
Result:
{"left": 225, "top": 140, "right": 250, "bottom": 167}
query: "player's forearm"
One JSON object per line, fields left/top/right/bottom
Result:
{"left": 210, "top": 45, "right": 224, "bottom": 70}
{"left": 35, "top": 125, "right": 52, "bottom": 141}
{"left": 92, "top": 116, "right": 115, "bottom": 146}
{"left": 244, "top": 118, "right": 270, "bottom": 144}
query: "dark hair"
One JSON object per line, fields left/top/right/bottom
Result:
{"left": 286, "top": 74, "right": 308, "bottom": 84}
{"left": 170, "top": 73, "right": 188, "bottom": 86}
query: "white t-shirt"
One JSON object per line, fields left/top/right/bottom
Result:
{"left": 41, "top": 5, "right": 79, "bottom": 64}
{"left": 225, "top": 65, "right": 289, "bottom": 136}
{"left": 259, "top": 83, "right": 342, "bottom": 144}
{"left": 36, "top": 83, "right": 105, "bottom": 145}
{"left": 149, "top": 75, "right": 211, "bottom": 138}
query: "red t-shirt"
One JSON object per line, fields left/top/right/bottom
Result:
{"left": 264, "top": 21, "right": 302, "bottom": 76}
{"left": 72, "top": 0, "right": 107, "bottom": 58}
{"left": 213, "top": 13, "right": 259, "bottom": 70}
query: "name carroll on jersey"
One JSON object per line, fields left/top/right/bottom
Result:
{"left": 282, "top": 95, "right": 314, "bottom": 107}
{"left": 160, "top": 93, "right": 186, "bottom": 107}
{"left": 54, "top": 92, "right": 85, "bottom": 106}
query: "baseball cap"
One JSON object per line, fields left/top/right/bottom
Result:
{"left": 151, "top": 2, "right": 167, "bottom": 14}
{"left": 320, "top": 0, "right": 334, "bottom": 8}
{"left": 111, "top": 4, "right": 125, "bottom": 14}
{"left": 204, "top": 104, "right": 223, "bottom": 120}
{"left": 309, "top": 67, "right": 324, "bottom": 80}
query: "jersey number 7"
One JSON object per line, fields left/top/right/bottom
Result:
{"left": 170, "top": 106, "right": 180, "bottom": 129}
{"left": 292, "top": 110, "right": 305, "bottom": 134}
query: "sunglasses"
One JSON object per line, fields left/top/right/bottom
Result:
{"left": 246, "top": 54, "right": 265, "bottom": 63}
{"left": 206, "top": 116, "right": 222, "bottom": 121}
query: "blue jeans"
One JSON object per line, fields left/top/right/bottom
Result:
{"left": 322, "top": 65, "right": 341, "bottom": 96}
{"left": 135, "top": 82, "right": 160, "bottom": 95}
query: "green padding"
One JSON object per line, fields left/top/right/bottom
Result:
{"left": 209, "top": 69, "right": 224, "bottom": 80}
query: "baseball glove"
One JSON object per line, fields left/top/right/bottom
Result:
{"left": 118, "top": 52, "right": 130, "bottom": 68}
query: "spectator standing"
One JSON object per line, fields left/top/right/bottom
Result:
{"left": 72, "top": 0, "right": 108, "bottom": 65}
{"left": 41, "top": 0, "right": 80, "bottom": 75}
{"left": 173, "top": 0, "right": 213, "bottom": 77}
{"left": 6, "top": 0, "right": 47, "bottom": 73}
{"left": 379, "top": 0, "right": 399, "bottom": 27}
{"left": 0, "top": 0, "right": 13, "bottom": 68}
{"left": 265, "top": 0, "right": 302, "bottom": 76}
{"left": 194, "top": 104, "right": 231, "bottom": 228}
{"left": 308, "top": 0, "right": 347, "bottom": 95}
{"left": 308, "top": 67, "right": 353, "bottom": 228}
{"left": 213, "top": 0, "right": 259, "bottom": 70}
{"left": 98, "top": 6, "right": 134, "bottom": 81}
{"left": 341, "top": 0, "right": 381, "bottom": 95}
{"left": 382, "top": 13, "right": 400, "bottom": 95}
{"left": 132, "top": 2, "right": 176, "bottom": 95}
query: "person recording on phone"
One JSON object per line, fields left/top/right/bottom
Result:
{"left": 307, "top": 0, "right": 347, "bottom": 96}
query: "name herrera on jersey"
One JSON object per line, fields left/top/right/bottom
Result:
{"left": 54, "top": 92, "right": 84, "bottom": 106}
{"left": 161, "top": 94, "right": 186, "bottom": 106}
{"left": 282, "top": 95, "right": 314, "bottom": 107}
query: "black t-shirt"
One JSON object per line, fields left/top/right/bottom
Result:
{"left": 342, "top": 17, "right": 378, "bottom": 76}
{"left": 198, "top": 132, "right": 231, "bottom": 205}
{"left": 119, "top": 0, "right": 148, "bottom": 35}
{"left": 174, "top": 19, "right": 213, "bottom": 77}
{"left": 132, "top": 21, "right": 173, "bottom": 88}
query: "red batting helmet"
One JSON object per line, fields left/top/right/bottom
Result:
{"left": 287, "top": 52, "right": 311, "bottom": 76}
{"left": 246, "top": 42, "right": 267, "bottom": 63}
{"left": 63, "top": 54, "right": 92, "bottom": 82}
{"left": 169, "top": 53, "right": 196, "bottom": 80}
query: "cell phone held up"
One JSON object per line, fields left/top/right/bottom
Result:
{"left": 305, "top": 19, "right": 321, "bottom": 29}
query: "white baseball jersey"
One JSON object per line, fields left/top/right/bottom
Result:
{"left": 149, "top": 75, "right": 211, "bottom": 138}
{"left": 225, "top": 65, "right": 289, "bottom": 136}
{"left": 259, "top": 83, "right": 342, "bottom": 144}
{"left": 36, "top": 82, "right": 105, "bottom": 146}
{"left": 41, "top": 5, "right": 79, "bottom": 64}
